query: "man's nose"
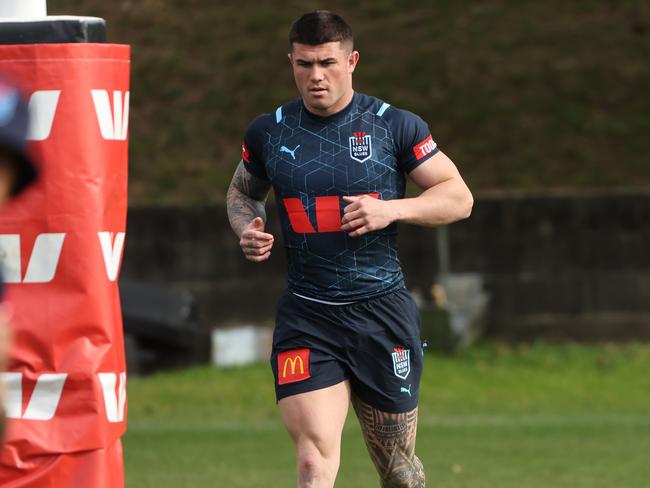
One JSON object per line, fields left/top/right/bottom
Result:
{"left": 309, "top": 65, "right": 324, "bottom": 82}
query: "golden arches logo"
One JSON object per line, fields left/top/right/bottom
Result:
{"left": 282, "top": 355, "right": 305, "bottom": 377}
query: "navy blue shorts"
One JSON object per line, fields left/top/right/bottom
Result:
{"left": 270, "top": 287, "right": 423, "bottom": 413}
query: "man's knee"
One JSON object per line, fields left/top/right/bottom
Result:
{"left": 297, "top": 444, "right": 321, "bottom": 474}
{"left": 296, "top": 439, "right": 340, "bottom": 483}
{"left": 380, "top": 455, "right": 425, "bottom": 488}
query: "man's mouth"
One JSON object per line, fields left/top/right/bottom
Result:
{"left": 309, "top": 87, "right": 327, "bottom": 93}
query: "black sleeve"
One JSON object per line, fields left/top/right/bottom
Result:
{"left": 241, "top": 115, "right": 270, "bottom": 180}
{"left": 385, "top": 107, "right": 440, "bottom": 173}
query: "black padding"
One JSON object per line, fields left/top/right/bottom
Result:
{"left": 0, "top": 17, "right": 106, "bottom": 44}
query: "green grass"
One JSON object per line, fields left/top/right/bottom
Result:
{"left": 124, "top": 342, "right": 650, "bottom": 487}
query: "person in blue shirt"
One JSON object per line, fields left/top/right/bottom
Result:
{"left": 227, "top": 11, "right": 473, "bottom": 487}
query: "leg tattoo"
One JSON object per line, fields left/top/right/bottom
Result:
{"left": 352, "top": 395, "right": 425, "bottom": 487}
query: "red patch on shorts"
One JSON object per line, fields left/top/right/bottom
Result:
{"left": 278, "top": 348, "right": 311, "bottom": 385}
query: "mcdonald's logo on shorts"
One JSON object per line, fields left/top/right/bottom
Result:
{"left": 278, "top": 348, "right": 311, "bottom": 385}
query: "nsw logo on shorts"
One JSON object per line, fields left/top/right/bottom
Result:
{"left": 392, "top": 347, "right": 410, "bottom": 380}
{"left": 278, "top": 348, "right": 311, "bottom": 385}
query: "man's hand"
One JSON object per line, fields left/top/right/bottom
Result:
{"left": 341, "top": 195, "right": 395, "bottom": 237}
{"left": 239, "top": 217, "right": 274, "bottom": 262}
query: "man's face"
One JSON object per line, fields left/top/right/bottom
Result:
{"left": 289, "top": 41, "right": 359, "bottom": 117}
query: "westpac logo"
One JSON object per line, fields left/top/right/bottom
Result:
{"left": 0, "top": 372, "right": 127, "bottom": 422}
{"left": 98, "top": 372, "right": 127, "bottom": 423}
{"left": 0, "top": 232, "right": 125, "bottom": 283}
{"left": 349, "top": 131, "right": 372, "bottom": 163}
{"left": 98, "top": 232, "right": 126, "bottom": 282}
{"left": 282, "top": 193, "right": 379, "bottom": 234}
{"left": 24, "top": 89, "right": 130, "bottom": 141}
{"left": 0, "top": 233, "right": 65, "bottom": 284}
{"left": 278, "top": 348, "right": 310, "bottom": 385}
{"left": 91, "top": 90, "right": 130, "bottom": 141}
{"left": 0, "top": 372, "right": 67, "bottom": 420}
{"left": 26, "top": 90, "right": 61, "bottom": 141}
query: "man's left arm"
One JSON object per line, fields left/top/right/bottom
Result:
{"left": 341, "top": 151, "right": 473, "bottom": 236}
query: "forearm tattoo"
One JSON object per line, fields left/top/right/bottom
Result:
{"left": 226, "top": 161, "right": 271, "bottom": 237}
{"left": 352, "top": 395, "right": 425, "bottom": 487}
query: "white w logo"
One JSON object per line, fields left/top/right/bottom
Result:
{"left": 26, "top": 90, "right": 61, "bottom": 141}
{"left": 1, "top": 373, "right": 68, "bottom": 420}
{"left": 98, "top": 231, "right": 126, "bottom": 282}
{"left": 91, "top": 90, "right": 130, "bottom": 141}
{"left": 0, "top": 233, "right": 65, "bottom": 284}
{"left": 98, "top": 372, "right": 127, "bottom": 423}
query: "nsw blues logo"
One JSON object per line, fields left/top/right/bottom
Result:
{"left": 392, "top": 347, "right": 410, "bottom": 380}
{"left": 349, "top": 131, "right": 372, "bottom": 163}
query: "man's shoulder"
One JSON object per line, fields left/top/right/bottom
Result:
{"left": 356, "top": 93, "right": 433, "bottom": 163}
{"left": 247, "top": 98, "right": 302, "bottom": 131}
{"left": 274, "top": 98, "right": 303, "bottom": 119}
{"left": 244, "top": 100, "right": 300, "bottom": 143}
{"left": 355, "top": 93, "right": 424, "bottom": 126}
{"left": 246, "top": 112, "right": 273, "bottom": 132}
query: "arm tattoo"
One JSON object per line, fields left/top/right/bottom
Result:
{"left": 352, "top": 395, "right": 425, "bottom": 487}
{"left": 226, "top": 161, "right": 271, "bottom": 237}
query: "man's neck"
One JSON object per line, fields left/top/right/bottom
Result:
{"left": 304, "top": 90, "right": 355, "bottom": 117}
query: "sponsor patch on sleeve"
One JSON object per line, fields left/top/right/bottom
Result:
{"left": 412, "top": 134, "right": 437, "bottom": 161}
{"left": 278, "top": 348, "right": 311, "bottom": 385}
{"left": 242, "top": 142, "right": 250, "bottom": 163}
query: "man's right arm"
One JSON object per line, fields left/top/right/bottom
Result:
{"left": 226, "top": 161, "right": 275, "bottom": 262}
{"left": 226, "top": 160, "right": 271, "bottom": 236}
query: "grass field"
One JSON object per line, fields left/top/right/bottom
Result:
{"left": 124, "top": 342, "right": 650, "bottom": 487}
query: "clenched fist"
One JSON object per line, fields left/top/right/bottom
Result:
{"left": 239, "top": 217, "right": 275, "bottom": 262}
{"left": 340, "top": 195, "right": 395, "bottom": 237}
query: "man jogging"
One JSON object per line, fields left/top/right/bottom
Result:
{"left": 227, "top": 11, "right": 472, "bottom": 487}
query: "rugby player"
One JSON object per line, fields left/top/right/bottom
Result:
{"left": 226, "top": 11, "right": 473, "bottom": 487}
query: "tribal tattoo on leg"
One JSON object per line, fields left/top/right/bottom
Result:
{"left": 352, "top": 394, "right": 425, "bottom": 488}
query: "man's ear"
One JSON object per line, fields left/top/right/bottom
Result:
{"left": 348, "top": 50, "right": 360, "bottom": 73}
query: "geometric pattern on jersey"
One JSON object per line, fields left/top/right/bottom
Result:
{"left": 243, "top": 92, "right": 438, "bottom": 301}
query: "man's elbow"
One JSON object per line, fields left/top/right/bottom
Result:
{"left": 457, "top": 189, "right": 473, "bottom": 220}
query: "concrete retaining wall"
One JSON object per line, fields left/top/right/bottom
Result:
{"left": 121, "top": 191, "right": 650, "bottom": 341}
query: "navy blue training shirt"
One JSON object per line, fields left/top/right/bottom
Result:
{"left": 242, "top": 92, "right": 439, "bottom": 302}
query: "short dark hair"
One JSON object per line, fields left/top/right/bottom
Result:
{"left": 289, "top": 11, "right": 353, "bottom": 49}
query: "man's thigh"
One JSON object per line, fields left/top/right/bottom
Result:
{"left": 279, "top": 381, "right": 351, "bottom": 454}
{"left": 351, "top": 394, "right": 425, "bottom": 486}
{"left": 271, "top": 291, "right": 350, "bottom": 402}
{"left": 345, "top": 288, "right": 424, "bottom": 413}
